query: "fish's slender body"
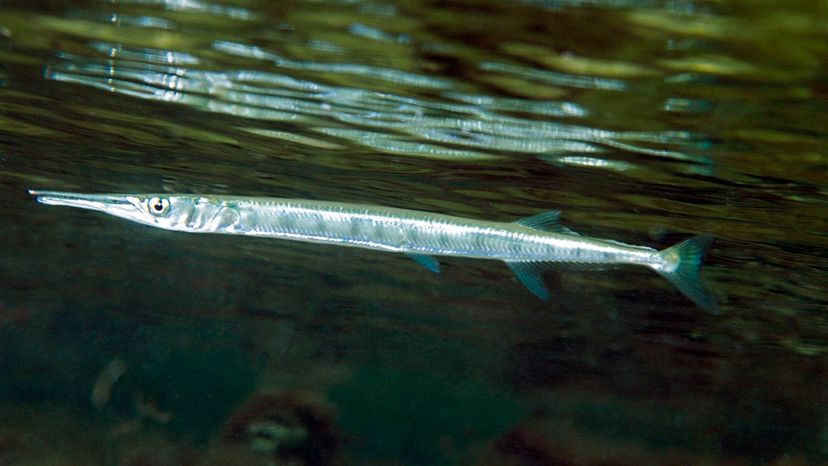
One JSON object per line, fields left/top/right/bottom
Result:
{"left": 203, "top": 198, "right": 656, "bottom": 264}
{"left": 28, "top": 191, "right": 719, "bottom": 313}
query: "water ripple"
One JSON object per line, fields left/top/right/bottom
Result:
{"left": 213, "top": 41, "right": 453, "bottom": 90}
{"left": 517, "top": 0, "right": 698, "bottom": 11}
{"left": 45, "top": 42, "right": 709, "bottom": 168}
{"left": 443, "top": 93, "right": 588, "bottom": 118}
{"left": 116, "top": 0, "right": 257, "bottom": 20}
{"left": 88, "top": 42, "right": 200, "bottom": 65}
{"left": 66, "top": 11, "right": 176, "bottom": 29}
{"left": 480, "top": 61, "right": 628, "bottom": 91}
{"left": 348, "top": 23, "right": 411, "bottom": 44}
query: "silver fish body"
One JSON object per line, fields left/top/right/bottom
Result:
{"left": 29, "top": 191, "right": 719, "bottom": 313}
{"left": 204, "top": 198, "right": 657, "bottom": 263}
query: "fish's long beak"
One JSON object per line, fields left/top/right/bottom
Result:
{"left": 28, "top": 190, "right": 136, "bottom": 213}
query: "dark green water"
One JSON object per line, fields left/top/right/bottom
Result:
{"left": 0, "top": 0, "right": 826, "bottom": 464}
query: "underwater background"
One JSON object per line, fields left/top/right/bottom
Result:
{"left": 0, "top": 0, "right": 826, "bottom": 464}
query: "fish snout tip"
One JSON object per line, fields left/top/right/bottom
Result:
{"left": 28, "top": 189, "right": 46, "bottom": 202}
{"left": 28, "top": 189, "right": 56, "bottom": 203}
{"left": 28, "top": 189, "right": 56, "bottom": 197}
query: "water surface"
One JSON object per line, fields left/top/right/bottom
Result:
{"left": 0, "top": 0, "right": 826, "bottom": 464}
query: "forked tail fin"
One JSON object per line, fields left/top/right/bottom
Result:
{"left": 656, "top": 235, "right": 720, "bottom": 314}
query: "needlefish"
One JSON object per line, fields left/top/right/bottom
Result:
{"left": 28, "top": 190, "right": 719, "bottom": 313}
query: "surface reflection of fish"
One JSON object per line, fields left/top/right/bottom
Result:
{"left": 29, "top": 190, "right": 719, "bottom": 313}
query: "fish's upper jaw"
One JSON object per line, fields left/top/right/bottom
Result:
{"left": 29, "top": 190, "right": 141, "bottom": 214}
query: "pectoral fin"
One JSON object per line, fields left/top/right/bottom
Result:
{"left": 505, "top": 261, "right": 550, "bottom": 300}
{"left": 407, "top": 254, "right": 441, "bottom": 273}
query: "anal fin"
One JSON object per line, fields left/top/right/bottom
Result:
{"left": 407, "top": 254, "right": 441, "bottom": 273}
{"left": 505, "top": 261, "right": 550, "bottom": 300}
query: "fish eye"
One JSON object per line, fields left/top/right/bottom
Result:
{"left": 147, "top": 197, "right": 171, "bottom": 217}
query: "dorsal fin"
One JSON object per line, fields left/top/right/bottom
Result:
{"left": 514, "top": 211, "right": 561, "bottom": 230}
{"left": 514, "top": 210, "right": 579, "bottom": 235}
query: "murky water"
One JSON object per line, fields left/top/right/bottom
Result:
{"left": 0, "top": 0, "right": 826, "bottom": 464}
